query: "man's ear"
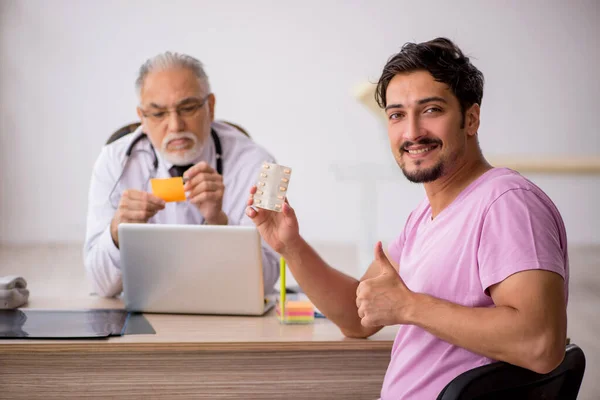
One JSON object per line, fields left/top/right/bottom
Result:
{"left": 136, "top": 107, "right": 146, "bottom": 131}
{"left": 465, "top": 103, "right": 480, "bottom": 137}
{"left": 208, "top": 93, "right": 216, "bottom": 122}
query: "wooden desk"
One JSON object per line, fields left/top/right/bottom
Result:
{"left": 0, "top": 269, "right": 397, "bottom": 399}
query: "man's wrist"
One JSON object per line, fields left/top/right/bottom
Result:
{"left": 403, "top": 292, "right": 429, "bottom": 326}
{"left": 280, "top": 235, "right": 307, "bottom": 261}
{"left": 204, "top": 211, "right": 228, "bottom": 225}
{"left": 110, "top": 218, "right": 120, "bottom": 248}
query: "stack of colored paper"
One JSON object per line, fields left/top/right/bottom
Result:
{"left": 277, "top": 257, "right": 315, "bottom": 324}
{"left": 276, "top": 300, "right": 314, "bottom": 324}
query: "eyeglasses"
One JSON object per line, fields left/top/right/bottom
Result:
{"left": 141, "top": 94, "right": 211, "bottom": 123}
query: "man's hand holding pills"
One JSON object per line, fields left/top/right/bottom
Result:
{"left": 245, "top": 163, "right": 299, "bottom": 254}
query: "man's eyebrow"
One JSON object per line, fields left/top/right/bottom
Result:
{"left": 417, "top": 96, "right": 447, "bottom": 105}
{"left": 146, "top": 97, "right": 203, "bottom": 109}
{"left": 385, "top": 96, "right": 448, "bottom": 111}
{"left": 175, "top": 96, "right": 203, "bottom": 107}
{"left": 385, "top": 103, "right": 403, "bottom": 111}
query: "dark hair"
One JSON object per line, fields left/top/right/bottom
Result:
{"left": 375, "top": 37, "right": 484, "bottom": 115}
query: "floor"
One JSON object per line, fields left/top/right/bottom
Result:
{"left": 0, "top": 243, "right": 598, "bottom": 399}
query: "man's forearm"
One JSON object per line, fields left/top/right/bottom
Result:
{"left": 84, "top": 227, "right": 124, "bottom": 297}
{"left": 282, "top": 238, "right": 379, "bottom": 338}
{"left": 407, "top": 293, "right": 566, "bottom": 373}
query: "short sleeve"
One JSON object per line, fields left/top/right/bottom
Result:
{"left": 478, "top": 189, "right": 566, "bottom": 293}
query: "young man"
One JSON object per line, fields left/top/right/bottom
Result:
{"left": 246, "top": 38, "right": 568, "bottom": 398}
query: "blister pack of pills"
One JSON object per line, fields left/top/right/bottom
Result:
{"left": 253, "top": 162, "right": 292, "bottom": 212}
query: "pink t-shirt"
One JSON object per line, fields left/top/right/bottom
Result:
{"left": 381, "top": 168, "right": 569, "bottom": 399}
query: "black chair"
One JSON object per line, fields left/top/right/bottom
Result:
{"left": 106, "top": 122, "right": 142, "bottom": 145}
{"left": 106, "top": 120, "right": 250, "bottom": 145}
{"left": 437, "top": 344, "right": 586, "bottom": 400}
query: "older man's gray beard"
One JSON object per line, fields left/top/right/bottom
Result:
{"left": 159, "top": 132, "right": 204, "bottom": 166}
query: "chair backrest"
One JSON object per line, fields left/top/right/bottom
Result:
{"left": 437, "top": 344, "right": 586, "bottom": 400}
{"left": 106, "top": 122, "right": 141, "bottom": 145}
{"left": 106, "top": 121, "right": 250, "bottom": 145}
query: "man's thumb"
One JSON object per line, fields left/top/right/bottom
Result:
{"left": 374, "top": 241, "right": 394, "bottom": 274}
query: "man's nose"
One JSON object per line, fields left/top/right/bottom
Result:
{"left": 166, "top": 110, "right": 185, "bottom": 132}
{"left": 403, "top": 114, "right": 425, "bottom": 142}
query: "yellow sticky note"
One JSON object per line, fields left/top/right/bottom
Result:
{"left": 150, "top": 177, "right": 186, "bottom": 202}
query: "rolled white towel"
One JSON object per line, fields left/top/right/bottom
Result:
{"left": 0, "top": 276, "right": 29, "bottom": 309}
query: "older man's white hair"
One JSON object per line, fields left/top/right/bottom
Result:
{"left": 135, "top": 51, "right": 211, "bottom": 96}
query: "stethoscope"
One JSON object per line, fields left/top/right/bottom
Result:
{"left": 108, "top": 129, "right": 223, "bottom": 208}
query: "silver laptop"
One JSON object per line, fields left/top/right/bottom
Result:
{"left": 119, "top": 223, "right": 273, "bottom": 316}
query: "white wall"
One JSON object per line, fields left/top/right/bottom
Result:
{"left": 1, "top": 1, "right": 598, "bottom": 263}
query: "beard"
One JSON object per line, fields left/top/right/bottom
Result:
{"left": 159, "top": 132, "right": 204, "bottom": 166}
{"left": 401, "top": 158, "right": 446, "bottom": 183}
{"left": 397, "top": 137, "right": 448, "bottom": 183}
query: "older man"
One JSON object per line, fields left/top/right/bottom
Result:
{"left": 84, "top": 52, "right": 278, "bottom": 297}
{"left": 246, "top": 38, "right": 568, "bottom": 399}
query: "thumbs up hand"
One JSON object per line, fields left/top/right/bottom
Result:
{"left": 356, "top": 241, "right": 414, "bottom": 328}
